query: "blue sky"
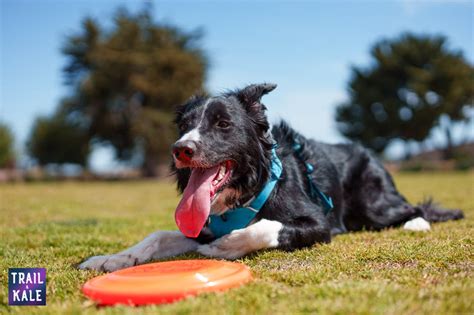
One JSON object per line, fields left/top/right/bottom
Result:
{"left": 1, "top": 0, "right": 472, "bottom": 170}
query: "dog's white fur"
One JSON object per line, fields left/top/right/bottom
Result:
{"left": 197, "top": 219, "right": 283, "bottom": 259}
{"left": 79, "top": 219, "right": 283, "bottom": 272}
{"left": 179, "top": 128, "right": 201, "bottom": 143}
{"left": 403, "top": 217, "right": 431, "bottom": 231}
{"left": 175, "top": 98, "right": 211, "bottom": 144}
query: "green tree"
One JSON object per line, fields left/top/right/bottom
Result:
{"left": 0, "top": 122, "right": 15, "bottom": 168}
{"left": 61, "top": 7, "right": 207, "bottom": 176}
{"left": 27, "top": 113, "right": 90, "bottom": 166}
{"left": 336, "top": 33, "right": 474, "bottom": 157}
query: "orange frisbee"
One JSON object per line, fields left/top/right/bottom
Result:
{"left": 82, "top": 260, "right": 253, "bottom": 306}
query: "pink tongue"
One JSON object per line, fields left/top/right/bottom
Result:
{"left": 175, "top": 166, "right": 220, "bottom": 237}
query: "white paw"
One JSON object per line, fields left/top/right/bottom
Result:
{"left": 78, "top": 254, "right": 137, "bottom": 272}
{"left": 403, "top": 217, "right": 431, "bottom": 232}
{"left": 197, "top": 229, "right": 253, "bottom": 259}
{"left": 198, "top": 219, "right": 283, "bottom": 259}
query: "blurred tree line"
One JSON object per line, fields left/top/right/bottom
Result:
{"left": 28, "top": 7, "right": 207, "bottom": 176}
{"left": 25, "top": 11, "right": 472, "bottom": 175}
{"left": 0, "top": 122, "right": 15, "bottom": 168}
{"left": 336, "top": 33, "right": 473, "bottom": 159}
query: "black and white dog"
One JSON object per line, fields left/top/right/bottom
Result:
{"left": 79, "top": 83, "right": 464, "bottom": 272}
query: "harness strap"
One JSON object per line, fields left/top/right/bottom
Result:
{"left": 293, "top": 140, "right": 334, "bottom": 215}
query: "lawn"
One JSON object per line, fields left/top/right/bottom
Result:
{"left": 1, "top": 172, "right": 473, "bottom": 314}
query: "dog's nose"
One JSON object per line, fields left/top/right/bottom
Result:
{"left": 172, "top": 141, "right": 196, "bottom": 162}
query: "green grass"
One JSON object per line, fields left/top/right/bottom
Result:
{"left": 1, "top": 172, "right": 473, "bottom": 314}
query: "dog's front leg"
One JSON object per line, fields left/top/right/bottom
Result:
{"left": 78, "top": 231, "right": 199, "bottom": 272}
{"left": 197, "top": 219, "right": 283, "bottom": 259}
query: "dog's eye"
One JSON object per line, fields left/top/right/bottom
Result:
{"left": 216, "top": 121, "right": 230, "bottom": 129}
{"left": 179, "top": 123, "right": 188, "bottom": 132}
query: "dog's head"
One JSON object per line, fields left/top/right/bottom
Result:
{"left": 172, "top": 83, "right": 277, "bottom": 237}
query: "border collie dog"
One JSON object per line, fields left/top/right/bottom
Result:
{"left": 79, "top": 83, "right": 464, "bottom": 272}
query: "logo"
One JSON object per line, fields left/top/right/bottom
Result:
{"left": 8, "top": 268, "right": 46, "bottom": 306}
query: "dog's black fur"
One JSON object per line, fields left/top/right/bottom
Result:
{"left": 172, "top": 83, "right": 464, "bottom": 250}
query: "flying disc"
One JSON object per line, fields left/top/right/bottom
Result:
{"left": 82, "top": 260, "right": 253, "bottom": 306}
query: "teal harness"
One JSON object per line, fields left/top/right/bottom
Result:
{"left": 207, "top": 141, "right": 334, "bottom": 238}
{"left": 292, "top": 140, "right": 334, "bottom": 215}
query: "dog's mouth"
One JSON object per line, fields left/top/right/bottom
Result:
{"left": 175, "top": 161, "right": 234, "bottom": 238}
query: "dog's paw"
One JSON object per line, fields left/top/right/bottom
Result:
{"left": 197, "top": 229, "right": 254, "bottom": 259}
{"left": 78, "top": 254, "right": 138, "bottom": 272}
{"left": 197, "top": 244, "right": 245, "bottom": 260}
{"left": 198, "top": 219, "right": 282, "bottom": 259}
{"left": 403, "top": 217, "right": 431, "bottom": 232}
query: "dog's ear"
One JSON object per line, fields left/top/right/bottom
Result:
{"left": 236, "top": 83, "right": 277, "bottom": 112}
